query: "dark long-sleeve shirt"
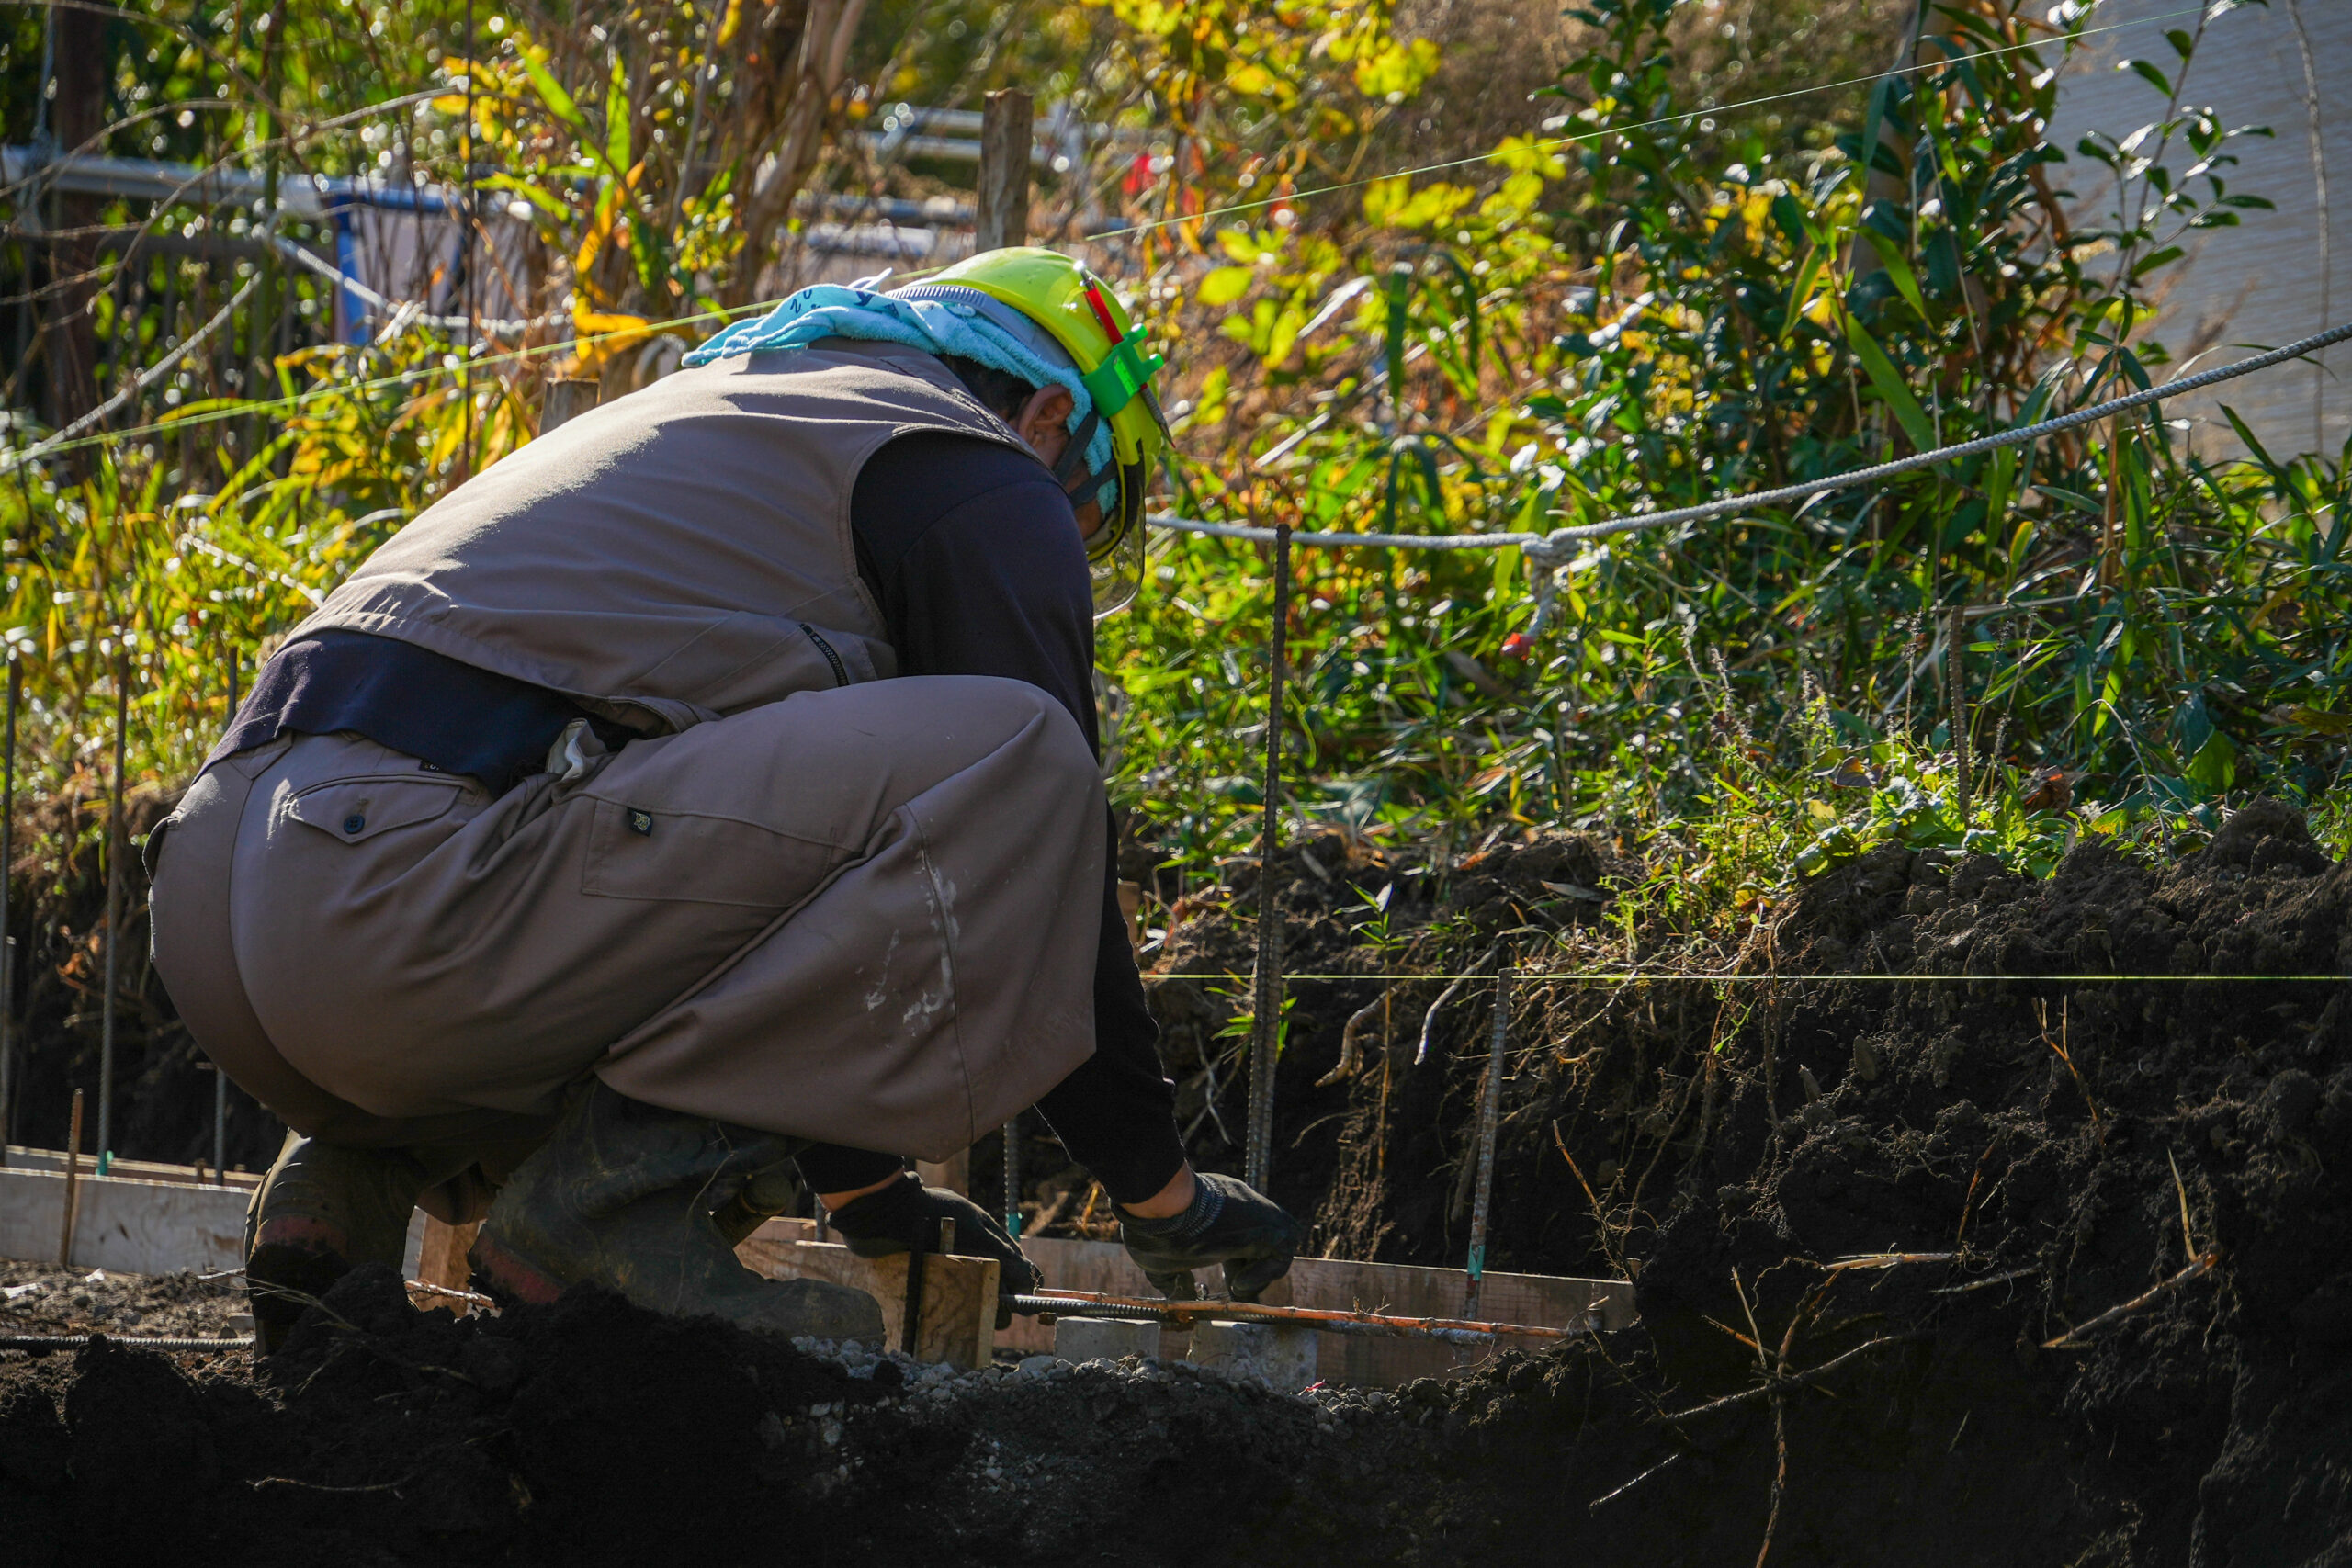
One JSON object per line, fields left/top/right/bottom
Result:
{"left": 221, "top": 426, "right": 1184, "bottom": 1205}
{"left": 838, "top": 431, "right": 1181, "bottom": 1203}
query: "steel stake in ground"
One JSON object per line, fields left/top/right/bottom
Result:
{"left": 0, "top": 654, "right": 17, "bottom": 1146}
{"left": 97, "top": 647, "right": 126, "bottom": 1162}
{"left": 1002, "top": 1112, "right": 1022, "bottom": 1237}
{"left": 212, "top": 652, "right": 238, "bottom": 1177}
{"left": 1465, "top": 965, "right": 1511, "bottom": 1320}
{"left": 1945, "top": 605, "right": 1970, "bottom": 830}
{"left": 1246, "top": 522, "right": 1294, "bottom": 1193}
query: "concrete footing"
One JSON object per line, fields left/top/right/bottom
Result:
{"left": 1053, "top": 1314, "right": 1163, "bottom": 1363}
{"left": 1187, "top": 1319, "right": 1319, "bottom": 1389}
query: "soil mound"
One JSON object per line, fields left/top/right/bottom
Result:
{"left": 9, "top": 806, "right": 2352, "bottom": 1563}
{"left": 1, "top": 1266, "right": 1419, "bottom": 1567}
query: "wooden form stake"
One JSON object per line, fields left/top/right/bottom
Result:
{"left": 538, "top": 375, "right": 601, "bottom": 435}
{"left": 97, "top": 648, "right": 126, "bottom": 1161}
{"left": 58, "top": 1089, "right": 83, "bottom": 1267}
{"left": 413, "top": 1214, "right": 481, "bottom": 1311}
{"left": 976, "top": 88, "right": 1034, "bottom": 253}
{"left": 1464, "top": 967, "right": 1511, "bottom": 1320}
{"left": 1246, "top": 523, "right": 1294, "bottom": 1194}
{"left": 740, "top": 1223, "right": 998, "bottom": 1369}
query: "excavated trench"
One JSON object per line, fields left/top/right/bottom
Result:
{"left": 6, "top": 800, "right": 2352, "bottom": 1564}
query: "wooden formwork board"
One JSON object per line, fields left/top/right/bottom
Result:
{"left": 737, "top": 1228, "right": 1000, "bottom": 1368}
{"left": 4, "top": 1145, "right": 262, "bottom": 1190}
{"left": 400, "top": 1213, "right": 482, "bottom": 1312}
{"left": 742, "top": 1217, "right": 1634, "bottom": 1385}
{"left": 0, "top": 1166, "right": 246, "bottom": 1275}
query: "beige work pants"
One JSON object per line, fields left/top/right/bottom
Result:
{"left": 151, "top": 676, "right": 1104, "bottom": 1170}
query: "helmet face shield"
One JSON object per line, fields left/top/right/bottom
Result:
{"left": 1087, "top": 459, "right": 1148, "bottom": 617}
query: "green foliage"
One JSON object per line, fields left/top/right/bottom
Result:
{"left": 6, "top": 0, "right": 2351, "bottom": 950}
{"left": 1102, "top": 0, "right": 2352, "bottom": 939}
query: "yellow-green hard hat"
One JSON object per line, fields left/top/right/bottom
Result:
{"left": 923, "top": 247, "right": 1170, "bottom": 615}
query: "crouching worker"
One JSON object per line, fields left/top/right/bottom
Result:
{"left": 148, "top": 248, "right": 1301, "bottom": 1352}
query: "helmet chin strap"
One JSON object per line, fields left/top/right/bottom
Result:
{"left": 1048, "top": 406, "right": 1119, "bottom": 513}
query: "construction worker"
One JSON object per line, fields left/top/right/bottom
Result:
{"left": 148, "top": 248, "right": 1302, "bottom": 1351}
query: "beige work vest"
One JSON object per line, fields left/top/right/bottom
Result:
{"left": 292, "top": 338, "right": 1034, "bottom": 725}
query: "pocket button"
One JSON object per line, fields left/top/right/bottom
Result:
{"left": 628, "top": 809, "right": 655, "bottom": 837}
{"left": 343, "top": 814, "right": 367, "bottom": 835}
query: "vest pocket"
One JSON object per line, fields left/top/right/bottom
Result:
{"left": 284, "top": 775, "right": 469, "bottom": 844}
{"left": 628, "top": 609, "right": 872, "bottom": 712}
{"left": 580, "top": 797, "right": 842, "bottom": 908}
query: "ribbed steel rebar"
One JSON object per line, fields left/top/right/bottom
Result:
{"left": 1245, "top": 523, "right": 1293, "bottom": 1194}
{"left": 213, "top": 655, "right": 237, "bottom": 1176}
{"left": 1464, "top": 967, "right": 1511, "bottom": 1319}
{"left": 97, "top": 649, "right": 126, "bottom": 1159}
{"left": 1001, "top": 1113, "right": 1022, "bottom": 1238}
{"left": 0, "top": 1335, "right": 253, "bottom": 1353}
{"left": 0, "top": 656, "right": 17, "bottom": 1146}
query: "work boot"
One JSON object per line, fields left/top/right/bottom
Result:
{"left": 708, "top": 1155, "right": 807, "bottom": 1249}
{"left": 244, "top": 1132, "right": 428, "bottom": 1355}
{"left": 469, "top": 1081, "right": 884, "bottom": 1344}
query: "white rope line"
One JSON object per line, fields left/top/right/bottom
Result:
{"left": 2, "top": 272, "right": 260, "bottom": 474}
{"left": 266, "top": 234, "right": 560, "bottom": 337}
{"left": 1148, "top": 316, "right": 2352, "bottom": 556}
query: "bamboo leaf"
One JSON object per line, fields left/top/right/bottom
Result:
{"left": 605, "top": 54, "right": 632, "bottom": 173}
{"left": 1861, "top": 229, "right": 1932, "bottom": 324}
{"left": 517, "top": 50, "right": 588, "bottom": 134}
{"left": 1842, "top": 313, "right": 1937, "bottom": 451}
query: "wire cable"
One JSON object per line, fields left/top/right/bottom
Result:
{"left": 1147, "top": 316, "right": 2352, "bottom": 555}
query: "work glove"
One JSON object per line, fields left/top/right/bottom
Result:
{"left": 1115, "top": 1171, "right": 1302, "bottom": 1303}
{"left": 824, "top": 1171, "right": 1040, "bottom": 1297}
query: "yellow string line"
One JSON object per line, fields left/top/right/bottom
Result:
{"left": 1144, "top": 971, "right": 2351, "bottom": 985}
{"left": 1085, "top": 5, "right": 2203, "bottom": 243}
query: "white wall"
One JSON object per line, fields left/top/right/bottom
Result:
{"left": 2044, "top": 0, "right": 2348, "bottom": 460}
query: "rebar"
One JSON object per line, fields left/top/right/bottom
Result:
{"left": 1, "top": 1335, "right": 253, "bottom": 1353}
{"left": 97, "top": 648, "right": 126, "bottom": 1160}
{"left": 1464, "top": 966, "right": 1511, "bottom": 1319}
{"left": 1002, "top": 1286, "right": 1601, "bottom": 1348}
{"left": 1001, "top": 1113, "right": 1022, "bottom": 1238}
{"left": 1945, "top": 605, "right": 1970, "bottom": 829}
{"left": 213, "top": 654, "right": 237, "bottom": 1178}
{"left": 0, "top": 654, "right": 17, "bottom": 1145}
{"left": 1246, "top": 523, "right": 1293, "bottom": 1194}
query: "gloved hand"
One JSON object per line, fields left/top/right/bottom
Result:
{"left": 1115, "top": 1171, "right": 1302, "bottom": 1303}
{"left": 824, "top": 1171, "right": 1039, "bottom": 1296}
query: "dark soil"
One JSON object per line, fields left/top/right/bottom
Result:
{"left": 0, "top": 1260, "right": 249, "bottom": 1340}
{"left": 8, "top": 798, "right": 2352, "bottom": 1563}
{"left": 2, "top": 1267, "right": 1425, "bottom": 1566}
